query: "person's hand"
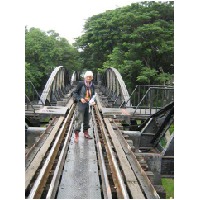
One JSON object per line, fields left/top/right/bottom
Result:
{"left": 90, "top": 101, "right": 96, "bottom": 106}
{"left": 80, "top": 98, "right": 87, "bottom": 103}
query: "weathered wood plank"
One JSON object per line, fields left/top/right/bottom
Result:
{"left": 104, "top": 118, "right": 145, "bottom": 199}
{"left": 25, "top": 116, "right": 64, "bottom": 189}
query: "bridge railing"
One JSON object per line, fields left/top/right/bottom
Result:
{"left": 120, "top": 85, "right": 173, "bottom": 107}
{"left": 132, "top": 86, "right": 174, "bottom": 115}
{"left": 25, "top": 81, "right": 45, "bottom": 107}
{"left": 25, "top": 94, "right": 36, "bottom": 113}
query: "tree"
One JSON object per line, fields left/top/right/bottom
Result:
{"left": 136, "top": 67, "right": 158, "bottom": 84}
{"left": 75, "top": 1, "right": 174, "bottom": 91}
{"left": 25, "top": 27, "right": 81, "bottom": 91}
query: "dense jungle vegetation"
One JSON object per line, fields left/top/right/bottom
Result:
{"left": 25, "top": 1, "right": 174, "bottom": 93}
{"left": 25, "top": 28, "right": 81, "bottom": 91}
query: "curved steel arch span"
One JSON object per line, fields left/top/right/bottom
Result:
{"left": 100, "top": 67, "right": 131, "bottom": 107}
{"left": 39, "top": 66, "right": 70, "bottom": 105}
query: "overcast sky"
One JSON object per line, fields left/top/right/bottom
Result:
{"left": 25, "top": 0, "right": 141, "bottom": 44}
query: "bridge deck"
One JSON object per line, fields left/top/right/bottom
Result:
{"left": 57, "top": 119, "right": 102, "bottom": 199}
{"left": 102, "top": 108, "right": 157, "bottom": 118}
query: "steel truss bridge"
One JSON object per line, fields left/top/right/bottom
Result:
{"left": 25, "top": 66, "right": 174, "bottom": 199}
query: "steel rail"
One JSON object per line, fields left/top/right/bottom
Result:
{"left": 25, "top": 117, "right": 64, "bottom": 191}
{"left": 112, "top": 120, "right": 160, "bottom": 199}
{"left": 27, "top": 104, "right": 75, "bottom": 199}
{"left": 46, "top": 105, "right": 76, "bottom": 198}
{"left": 104, "top": 118, "right": 145, "bottom": 199}
{"left": 92, "top": 106, "right": 112, "bottom": 199}
{"left": 94, "top": 105, "right": 129, "bottom": 199}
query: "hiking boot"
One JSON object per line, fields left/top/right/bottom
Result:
{"left": 74, "top": 131, "right": 79, "bottom": 143}
{"left": 83, "top": 130, "right": 93, "bottom": 139}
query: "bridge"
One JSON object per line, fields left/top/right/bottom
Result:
{"left": 25, "top": 66, "right": 174, "bottom": 199}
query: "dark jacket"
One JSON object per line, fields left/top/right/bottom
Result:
{"left": 73, "top": 81, "right": 95, "bottom": 111}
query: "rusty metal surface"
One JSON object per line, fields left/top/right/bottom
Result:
{"left": 104, "top": 118, "right": 145, "bottom": 199}
{"left": 112, "top": 120, "right": 160, "bottom": 199}
{"left": 25, "top": 116, "right": 64, "bottom": 190}
{"left": 92, "top": 106, "right": 112, "bottom": 199}
{"left": 46, "top": 109, "right": 76, "bottom": 199}
{"left": 94, "top": 106, "right": 129, "bottom": 199}
{"left": 27, "top": 105, "right": 75, "bottom": 198}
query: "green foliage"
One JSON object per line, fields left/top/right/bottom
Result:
{"left": 162, "top": 178, "right": 174, "bottom": 199}
{"left": 137, "top": 67, "right": 158, "bottom": 84}
{"left": 75, "top": 1, "right": 174, "bottom": 91}
{"left": 156, "top": 72, "right": 172, "bottom": 84}
{"left": 26, "top": 2, "right": 174, "bottom": 94}
{"left": 25, "top": 62, "right": 43, "bottom": 88}
{"left": 136, "top": 75, "right": 149, "bottom": 83}
{"left": 25, "top": 27, "right": 81, "bottom": 91}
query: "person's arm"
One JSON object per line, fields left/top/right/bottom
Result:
{"left": 73, "top": 82, "right": 83, "bottom": 102}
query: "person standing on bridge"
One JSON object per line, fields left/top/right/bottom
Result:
{"left": 73, "top": 71, "right": 96, "bottom": 143}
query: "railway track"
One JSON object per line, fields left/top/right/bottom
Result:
{"left": 25, "top": 96, "right": 160, "bottom": 199}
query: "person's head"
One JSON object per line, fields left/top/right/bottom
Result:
{"left": 84, "top": 71, "right": 93, "bottom": 82}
